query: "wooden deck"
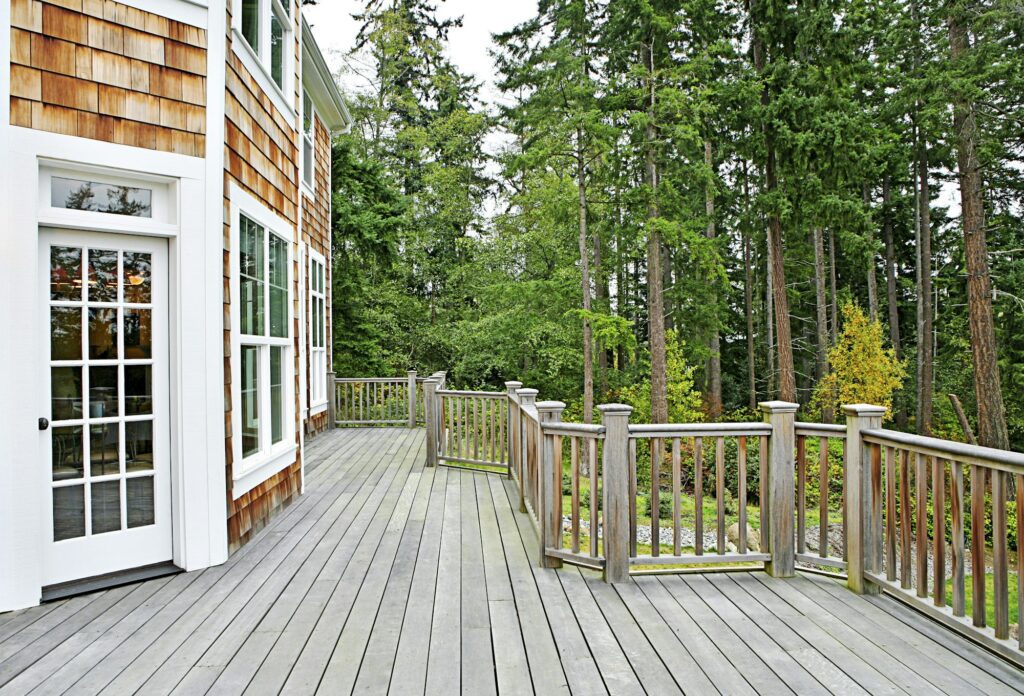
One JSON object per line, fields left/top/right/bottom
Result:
{"left": 2, "top": 428, "right": 1023, "bottom": 695}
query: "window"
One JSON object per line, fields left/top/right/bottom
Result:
{"left": 302, "top": 90, "right": 315, "bottom": 190}
{"left": 52, "top": 177, "right": 152, "bottom": 217}
{"left": 238, "top": 213, "right": 291, "bottom": 467}
{"left": 309, "top": 252, "right": 327, "bottom": 410}
{"left": 236, "top": 0, "right": 292, "bottom": 92}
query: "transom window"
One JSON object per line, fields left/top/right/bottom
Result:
{"left": 239, "top": 0, "right": 292, "bottom": 91}
{"left": 309, "top": 252, "right": 327, "bottom": 409}
{"left": 302, "top": 90, "right": 315, "bottom": 190}
{"left": 239, "top": 214, "right": 291, "bottom": 462}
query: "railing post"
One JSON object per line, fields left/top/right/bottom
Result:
{"left": 424, "top": 379, "right": 438, "bottom": 467}
{"left": 843, "top": 403, "right": 886, "bottom": 594}
{"left": 760, "top": 401, "right": 798, "bottom": 578}
{"left": 327, "top": 371, "right": 336, "bottom": 429}
{"left": 600, "top": 403, "right": 633, "bottom": 584}
{"left": 537, "top": 401, "right": 566, "bottom": 568}
{"left": 516, "top": 389, "right": 539, "bottom": 514}
{"left": 505, "top": 381, "right": 522, "bottom": 482}
{"left": 407, "top": 370, "right": 417, "bottom": 427}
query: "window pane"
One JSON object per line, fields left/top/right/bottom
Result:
{"left": 89, "top": 366, "right": 119, "bottom": 418}
{"left": 240, "top": 217, "right": 265, "bottom": 336}
{"left": 51, "top": 307, "right": 82, "bottom": 360}
{"left": 52, "top": 426, "right": 84, "bottom": 480}
{"left": 125, "top": 365, "right": 152, "bottom": 415}
{"left": 123, "top": 252, "right": 152, "bottom": 304}
{"left": 126, "top": 420, "right": 154, "bottom": 471}
{"left": 271, "top": 346, "right": 283, "bottom": 445}
{"left": 124, "top": 309, "right": 152, "bottom": 359}
{"left": 52, "top": 178, "right": 152, "bottom": 217}
{"left": 53, "top": 485, "right": 85, "bottom": 541}
{"left": 241, "top": 0, "right": 259, "bottom": 52}
{"left": 51, "top": 246, "right": 82, "bottom": 301}
{"left": 51, "top": 367, "right": 82, "bottom": 421}
{"left": 303, "top": 91, "right": 312, "bottom": 135}
{"left": 127, "top": 477, "right": 155, "bottom": 528}
{"left": 269, "top": 235, "right": 288, "bottom": 338}
{"left": 241, "top": 345, "right": 260, "bottom": 458}
{"left": 88, "top": 308, "right": 118, "bottom": 360}
{"left": 88, "top": 249, "right": 118, "bottom": 302}
{"left": 90, "top": 422, "right": 120, "bottom": 476}
{"left": 270, "top": 13, "right": 283, "bottom": 88}
{"left": 91, "top": 480, "right": 121, "bottom": 534}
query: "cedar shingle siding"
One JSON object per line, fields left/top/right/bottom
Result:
{"left": 9, "top": 0, "right": 207, "bottom": 156}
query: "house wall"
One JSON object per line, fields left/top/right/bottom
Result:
{"left": 9, "top": 0, "right": 206, "bottom": 156}
{"left": 301, "top": 113, "right": 332, "bottom": 435}
{"left": 222, "top": 2, "right": 303, "bottom": 551}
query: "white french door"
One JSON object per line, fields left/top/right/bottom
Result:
{"left": 40, "top": 228, "right": 172, "bottom": 585}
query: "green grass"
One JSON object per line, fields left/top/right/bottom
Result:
{"left": 945, "top": 573, "right": 1019, "bottom": 628}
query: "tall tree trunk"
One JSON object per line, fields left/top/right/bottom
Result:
{"left": 576, "top": 132, "right": 594, "bottom": 424}
{"left": 705, "top": 139, "right": 722, "bottom": 419}
{"left": 743, "top": 161, "right": 757, "bottom": 411}
{"left": 829, "top": 227, "right": 839, "bottom": 343}
{"left": 915, "top": 144, "right": 934, "bottom": 436}
{"left": 949, "top": 15, "right": 1009, "bottom": 450}
{"left": 643, "top": 40, "right": 667, "bottom": 424}
{"left": 813, "top": 226, "right": 832, "bottom": 422}
{"left": 864, "top": 184, "right": 879, "bottom": 322}
{"left": 594, "top": 228, "right": 609, "bottom": 397}
{"left": 882, "top": 175, "right": 907, "bottom": 429}
{"left": 766, "top": 216, "right": 776, "bottom": 398}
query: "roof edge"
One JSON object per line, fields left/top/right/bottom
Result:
{"left": 301, "top": 16, "right": 352, "bottom": 133}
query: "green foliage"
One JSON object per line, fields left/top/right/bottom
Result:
{"left": 617, "top": 331, "right": 704, "bottom": 424}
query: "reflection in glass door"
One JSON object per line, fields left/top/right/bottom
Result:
{"left": 42, "top": 230, "right": 171, "bottom": 585}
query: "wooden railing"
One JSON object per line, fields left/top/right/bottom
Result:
{"left": 435, "top": 390, "right": 508, "bottom": 469}
{"left": 794, "top": 422, "right": 848, "bottom": 572}
{"left": 331, "top": 371, "right": 444, "bottom": 427}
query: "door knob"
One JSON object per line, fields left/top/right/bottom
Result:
{"left": 39, "top": 417, "right": 49, "bottom": 431}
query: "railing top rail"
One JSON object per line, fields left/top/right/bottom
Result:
{"left": 335, "top": 377, "right": 409, "bottom": 383}
{"left": 795, "top": 422, "right": 847, "bottom": 438}
{"left": 436, "top": 389, "right": 506, "bottom": 398}
{"left": 541, "top": 422, "right": 605, "bottom": 438}
{"left": 861, "top": 427, "right": 1024, "bottom": 473}
{"left": 628, "top": 422, "right": 772, "bottom": 438}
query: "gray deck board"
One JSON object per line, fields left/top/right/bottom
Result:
{"left": 1, "top": 427, "right": 1022, "bottom": 695}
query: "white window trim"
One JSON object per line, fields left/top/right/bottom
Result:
{"left": 228, "top": 183, "right": 296, "bottom": 499}
{"left": 230, "top": 0, "right": 296, "bottom": 121}
{"left": 301, "top": 89, "right": 316, "bottom": 196}
{"left": 308, "top": 248, "right": 328, "bottom": 414}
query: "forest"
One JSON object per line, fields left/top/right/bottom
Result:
{"left": 326, "top": 0, "right": 1024, "bottom": 452}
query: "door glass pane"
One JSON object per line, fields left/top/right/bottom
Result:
{"left": 240, "top": 217, "right": 264, "bottom": 336}
{"left": 53, "top": 485, "right": 85, "bottom": 541}
{"left": 51, "top": 307, "right": 82, "bottom": 360}
{"left": 90, "top": 423, "right": 120, "bottom": 476}
{"left": 88, "top": 249, "right": 119, "bottom": 303}
{"left": 51, "top": 367, "right": 82, "bottom": 421}
{"left": 91, "top": 480, "right": 121, "bottom": 534}
{"left": 125, "top": 366, "right": 152, "bottom": 415}
{"left": 52, "top": 178, "right": 152, "bottom": 217}
{"left": 124, "top": 309, "right": 151, "bottom": 359}
{"left": 123, "top": 252, "right": 152, "bottom": 303}
{"left": 51, "top": 246, "right": 82, "bottom": 300}
{"left": 270, "top": 13, "right": 284, "bottom": 87}
{"left": 88, "top": 308, "right": 118, "bottom": 359}
{"left": 126, "top": 421, "right": 154, "bottom": 471}
{"left": 271, "top": 346, "right": 283, "bottom": 444}
{"left": 127, "top": 477, "right": 155, "bottom": 528}
{"left": 241, "top": 0, "right": 259, "bottom": 52}
{"left": 241, "top": 345, "right": 260, "bottom": 458}
{"left": 52, "top": 426, "right": 84, "bottom": 480}
{"left": 89, "top": 366, "right": 119, "bottom": 418}
{"left": 269, "top": 235, "right": 287, "bottom": 338}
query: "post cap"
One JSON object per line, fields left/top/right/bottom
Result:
{"left": 598, "top": 403, "right": 634, "bottom": 415}
{"left": 504, "top": 381, "right": 524, "bottom": 389}
{"left": 536, "top": 400, "right": 566, "bottom": 413}
{"left": 759, "top": 400, "right": 799, "bottom": 414}
{"left": 841, "top": 403, "right": 887, "bottom": 417}
{"left": 516, "top": 388, "right": 539, "bottom": 397}
{"left": 408, "top": 369, "right": 417, "bottom": 374}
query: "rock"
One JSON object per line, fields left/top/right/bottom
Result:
{"left": 726, "top": 542, "right": 737, "bottom": 553}
{"left": 727, "top": 523, "right": 760, "bottom": 552}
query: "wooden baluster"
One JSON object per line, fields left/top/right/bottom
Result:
{"left": 871, "top": 443, "right": 883, "bottom": 576}
{"left": 672, "top": 437, "right": 682, "bottom": 556}
{"left": 571, "top": 437, "right": 580, "bottom": 553}
{"left": 760, "top": 435, "right": 769, "bottom": 553}
{"left": 819, "top": 437, "right": 829, "bottom": 558}
{"left": 993, "top": 470, "right": 1009, "bottom": 639}
{"left": 1017, "top": 474, "right": 1024, "bottom": 650}
{"left": 473, "top": 398, "right": 480, "bottom": 462}
{"left": 885, "top": 447, "right": 897, "bottom": 581}
{"left": 490, "top": 399, "right": 497, "bottom": 463}
{"left": 499, "top": 400, "right": 506, "bottom": 464}
{"left": 797, "top": 435, "right": 806, "bottom": 555}
{"left": 651, "top": 438, "right": 661, "bottom": 557}
{"left": 916, "top": 452, "right": 928, "bottom": 598}
{"left": 716, "top": 437, "right": 726, "bottom": 555}
{"left": 738, "top": 436, "right": 748, "bottom": 555}
{"left": 695, "top": 437, "right": 704, "bottom": 556}
{"left": 842, "top": 438, "right": 848, "bottom": 562}
{"left": 900, "top": 448, "right": 912, "bottom": 589}
{"left": 971, "top": 465, "right": 987, "bottom": 627}
{"left": 590, "top": 437, "right": 599, "bottom": 558}
{"left": 628, "top": 438, "right": 637, "bottom": 558}
{"left": 951, "top": 460, "right": 965, "bottom": 617}
{"left": 933, "top": 457, "right": 946, "bottom": 607}
{"left": 447, "top": 396, "right": 455, "bottom": 457}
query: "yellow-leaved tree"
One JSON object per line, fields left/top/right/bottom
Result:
{"left": 811, "top": 303, "right": 906, "bottom": 422}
